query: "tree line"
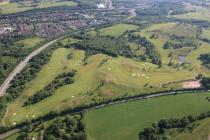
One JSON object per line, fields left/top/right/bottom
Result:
{"left": 24, "top": 70, "right": 76, "bottom": 106}
{"left": 14, "top": 113, "right": 86, "bottom": 140}
{"left": 200, "top": 53, "right": 210, "bottom": 64}
{"left": 139, "top": 111, "right": 210, "bottom": 140}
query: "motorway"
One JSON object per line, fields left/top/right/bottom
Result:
{"left": 0, "top": 39, "right": 59, "bottom": 97}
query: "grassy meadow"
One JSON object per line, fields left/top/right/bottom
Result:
{"left": 0, "top": 0, "right": 77, "bottom": 14}
{"left": 138, "top": 22, "right": 210, "bottom": 70}
{"left": 172, "top": 3, "right": 210, "bottom": 22}
{"left": 17, "top": 37, "right": 44, "bottom": 49}
{"left": 98, "top": 23, "right": 138, "bottom": 37}
{"left": 85, "top": 92, "right": 210, "bottom": 140}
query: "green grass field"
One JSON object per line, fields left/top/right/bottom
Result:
{"left": 85, "top": 92, "right": 210, "bottom": 140}
{"left": 2, "top": 44, "right": 210, "bottom": 126}
{"left": 17, "top": 37, "right": 44, "bottom": 49}
{"left": 99, "top": 23, "right": 138, "bottom": 37}
{"left": 60, "top": 37, "right": 79, "bottom": 46}
{"left": 172, "top": 3, "right": 210, "bottom": 22}
{"left": 0, "top": 0, "right": 77, "bottom": 14}
{"left": 144, "top": 22, "right": 198, "bottom": 39}
{"left": 138, "top": 23, "right": 196, "bottom": 65}
{"left": 200, "top": 28, "right": 210, "bottom": 40}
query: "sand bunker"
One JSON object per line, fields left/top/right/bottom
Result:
{"left": 183, "top": 81, "right": 201, "bottom": 89}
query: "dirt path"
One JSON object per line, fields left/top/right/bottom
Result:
{"left": 1, "top": 107, "right": 9, "bottom": 126}
{"left": 39, "top": 130, "right": 44, "bottom": 140}
{"left": 0, "top": 129, "right": 20, "bottom": 140}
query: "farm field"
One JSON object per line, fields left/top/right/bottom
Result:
{"left": 85, "top": 92, "right": 210, "bottom": 140}
{"left": 98, "top": 23, "right": 139, "bottom": 37}
{"left": 0, "top": 0, "right": 77, "bottom": 14}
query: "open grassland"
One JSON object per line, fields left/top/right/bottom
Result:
{"left": 2, "top": 45, "right": 210, "bottom": 126}
{"left": 17, "top": 37, "right": 44, "bottom": 49}
{"left": 172, "top": 118, "right": 210, "bottom": 140}
{"left": 200, "top": 28, "right": 210, "bottom": 40}
{"left": 61, "top": 37, "right": 79, "bottom": 46}
{"left": 172, "top": 3, "right": 210, "bottom": 22}
{"left": 143, "top": 22, "right": 198, "bottom": 39}
{"left": 98, "top": 23, "right": 138, "bottom": 37}
{"left": 85, "top": 92, "right": 210, "bottom": 140}
{"left": 37, "top": 0, "right": 77, "bottom": 8}
{"left": 139, "top": 22, "right": 210, "bottom": 69}
{"left": 0, "top": 0, "right": 77, "bottom": 14}
{"left": 0, "top": 2, "right": 32, "bottom": 14}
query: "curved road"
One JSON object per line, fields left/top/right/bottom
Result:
{"left": 0, "top": 38, "right": 59, "bottom": 97}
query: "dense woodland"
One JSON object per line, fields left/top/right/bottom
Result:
{"left": 43, "top": 114, "right": 86, "bottom": 140}
{"left": 15, "top": 113, "right": 86, "bottom": 140}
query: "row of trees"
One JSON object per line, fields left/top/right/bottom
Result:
{"left": 200, "top": 53, "right": 210, "bottom": 64}
{"left": 24, "top": 70, "right": 76, "bottom": 106}
{"left": 139, "top": 111, "right": 210, "bottom": 140}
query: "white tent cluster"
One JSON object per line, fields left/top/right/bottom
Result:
{"left": 131, "top": 73, "right": 149, "bottom": 79}
{"left": 97, "top": 4, "right": 105, "bottom": 8}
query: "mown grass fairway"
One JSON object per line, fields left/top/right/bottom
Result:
{"left": 99, "top": 23, "right": 138, "bottom": 37}
{"left": 85, "top": 92, "right": 210, "bottom": 140}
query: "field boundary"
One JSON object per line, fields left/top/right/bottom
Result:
{"left": 0, "top": 88, "right": 209, "bottom": 138}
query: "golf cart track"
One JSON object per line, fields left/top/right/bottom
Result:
{"left": 0, "top": 39, "right": 59, "bottom": 97}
